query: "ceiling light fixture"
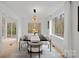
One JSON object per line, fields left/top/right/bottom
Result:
{"left": 32, "top": 8, "right": 37, "bottom": 22}
{"left": 32, "top": 8, "right": 38, "bottom": 33}
{"left": 33, "top": 9, "right": 36, "bottom": 13}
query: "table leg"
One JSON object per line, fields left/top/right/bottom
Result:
{"left": 50, "top": 40, "right": 51, "bottom": 51}
{"left": 48, "top": 41, "right": 49, "bottom": 48}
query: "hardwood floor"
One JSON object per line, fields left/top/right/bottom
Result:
{"left": 9, "top": 45, "right": 59, "bottom": 58}
{"left": 0, "top": 38, "right": 62, "bottom": 58}
{"left": 52, "top": 45, "right": 64, "bottom": 58}
{"left": 0, "top": 38, "right": 18, "bottom": 58}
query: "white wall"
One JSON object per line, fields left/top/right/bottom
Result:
{"left": 0, "top": 13, "right": 7, "bottom": 40}
{"left": 70, "top": 1, "right": 79, "bottom": 58}
{"left": 63, "top": 1, "right": 79, "bottom": 58}
{"left": 0, "top": 13, "right": 2, "bottom": 40}
{"left": 49, "top": 5, "right": 64, "bottom": 53}
{"left": 0, "top": 2, "right": 21, "bottom": 41}
{"left": 64, "top": 2, "right": 73, "bottom": 57}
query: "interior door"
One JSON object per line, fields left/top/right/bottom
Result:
{"left": 7, "top": 22, "right": 16, "bottom": 38}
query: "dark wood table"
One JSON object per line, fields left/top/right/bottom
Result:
{"left": 19, "top": 34, "right": 52, "bottom": 58}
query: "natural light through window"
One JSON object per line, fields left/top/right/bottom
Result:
{"left": 50, "top": 13, "right": 64, "bottom": 38}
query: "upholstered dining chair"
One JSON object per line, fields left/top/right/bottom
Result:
{"left": 19, "top": 35, "right": 28, "bottom": 50}
{"left": 27, "top": 34, "right": 43, "bottom": 53}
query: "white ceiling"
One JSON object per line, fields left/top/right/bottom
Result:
{"left": 1, "top": 1, "right": 65, "bottom": 20}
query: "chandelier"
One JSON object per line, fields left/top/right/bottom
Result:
{"left": 32, "top": 9, "right": 38, "bottom": 33}
{"left": 32, "top": 9, "right": 37, "bottom": 22}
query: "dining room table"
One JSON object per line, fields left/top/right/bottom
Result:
{"left": 19, "top": 33, "right": 52, "bottom": 52}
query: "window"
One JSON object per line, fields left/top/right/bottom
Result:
{"left": 52, "top": 13, "right": 64, "bottom": 37}
{"left": 2, "top": 17, "right": 5, "bottom": 37}
{"left": 7, "top": 22, "right": 16, "bottom": 38}
{"left": 28, "top": 23, "right": 41, "bottom": 33}
{"left": 7, "top": 23, "right": 11, "bottom": 37}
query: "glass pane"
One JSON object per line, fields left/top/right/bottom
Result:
{"left": 52, "top": 13, "right": 64, "bottom": 37}
{"left": 7, "top": 23, "right": 11, "bottom": 37}
{"left": 12, "top": 23, "right": 16, "bottom": 37}
{"left": 28, "top": 23, "right": 41, "bottom": 33}
{"left": 2, "top": 17, "right": 5, "bottom": 37}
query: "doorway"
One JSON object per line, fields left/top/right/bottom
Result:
{"left": 7, "top": 22, "right": 16, "bottom": 39}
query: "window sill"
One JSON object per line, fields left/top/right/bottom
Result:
{"left": 50, "top": 34, "right": 64, "bottom": 40}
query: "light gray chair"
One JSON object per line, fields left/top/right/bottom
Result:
{"left": 28, "top": 41, "right": 43, "bottom": 52}
{"left": 27, "top": 35, "right": 43, "bottom": 52}
{"left": 19, "top": 35, "right": 28, "bottom": 50}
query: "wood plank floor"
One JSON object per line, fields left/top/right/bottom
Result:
{"left": 0, "top": 38, "right": 18, "bottom": 58}
{"left": 0, "top": 38, "right": 63, "bottom": 58}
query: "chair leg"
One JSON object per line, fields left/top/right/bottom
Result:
{"left": 30, "top": 45, "right": 32, "bottom": 58}
{"left": 39, "top": 45, "right": 40, "bottom": 58}
{"left": 19, "top": 41, "right": 22, "bottom": 51}
{"left": 50, "top": 40, "right": 51, "bottom": 51}
{"left": 48, "top": 44, "right": 49, "bottom": 48}
{"left": 19, "top": 41, "right": 20, "bottom": 51}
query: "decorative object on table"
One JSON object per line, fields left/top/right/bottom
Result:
{"left": 28, "top": 34, "right": 42, "bottom": 53}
